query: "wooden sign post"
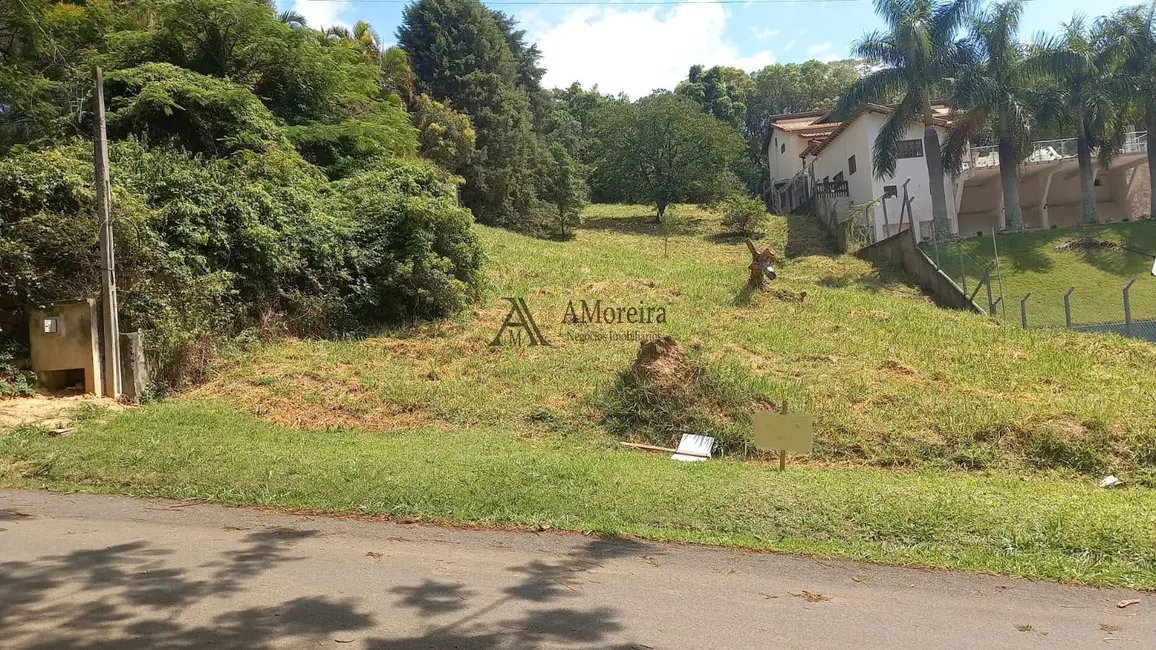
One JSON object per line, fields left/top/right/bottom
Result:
{"left": 752, "top": 402, "right": 813, "bottom": 471}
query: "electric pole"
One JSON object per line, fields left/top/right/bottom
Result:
{"left": 94, "top": 66, "right": 122, "bottom": 399}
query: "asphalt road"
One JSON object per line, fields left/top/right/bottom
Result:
{"left": 0, "top": 489, "right": 1150, "bottom": 649}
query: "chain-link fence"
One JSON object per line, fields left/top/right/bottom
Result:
{"left": 919, "top": 225, "right": 1156, "bottom": 343}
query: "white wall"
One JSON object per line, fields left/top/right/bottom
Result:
{"left": 767, "top": 127, "right": 808, "bottom": 183}
{"left": 807, "top": 113, "right": 959, "bottom": 240}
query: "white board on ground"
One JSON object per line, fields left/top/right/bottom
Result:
{"left": 671, "top": 434, "right": 714, "bottom": 462}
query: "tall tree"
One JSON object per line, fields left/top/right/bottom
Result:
{"left": 1031, "top": 15, "right": 1127, "bottom": 225}
{"left": 594, "top": 93, "right": 744, "bottom": 221}
{"left": 943, "top": 0, "right": 1036, "bottom": 231}
{"left": 1112, "top": 2, "right": 1156, "bottom": 220}
{"left": 398, "top": 0, "right": 543, "bottom": 228}
{"left": 834, "top": 0, "right": 976, "bottom": 236}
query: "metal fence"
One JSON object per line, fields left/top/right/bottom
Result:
{"left": 920, "top": 227, "right": 1156, "bottom": 343}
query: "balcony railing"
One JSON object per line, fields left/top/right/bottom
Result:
{"left": 815, "top": 179, "right": 850, "bottom": 198}
{"left": 960, "top": 131, "right": 1148, "bottom": 172}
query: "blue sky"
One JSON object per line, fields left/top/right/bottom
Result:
{"left": 286, "top": 0, "right": 1145, "bottom": 98}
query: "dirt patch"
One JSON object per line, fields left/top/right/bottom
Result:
{"left": 627, "top": 336, "right": 702, "bottom": 389}
{"left": 0, "top": 393, "right": 121, "bottom": 431}
{"left": 882, "top": 359, "right": 920, "bottom": 378}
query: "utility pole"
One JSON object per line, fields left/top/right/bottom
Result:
{"left": 94, "top": 66, "right": 121, "bottom": 399}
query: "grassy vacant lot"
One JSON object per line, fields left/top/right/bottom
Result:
{"left": 3, "top": 204, "right": 1156, "bottom": 588}
{"left": 935, "top": 221, "right": 1156, "bottom": 327}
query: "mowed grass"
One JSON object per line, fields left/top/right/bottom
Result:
{"left": 2, "top": 400, "right": 1155, "bottom": 589}
{"left": 3, "top": 204, "right": 1156, "bottom": 588}
{"left": 936, "top": 221, "right": 1156, "bottom": 327}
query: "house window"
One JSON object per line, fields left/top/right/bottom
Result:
{"left": 897, "top": 139, "right": 924, "bottom": 159}
{"left": 883, "top": 185, "right": 898, "bottom": 198}
{"left": 848, "top": 155, "right": 857, "bottom": 175}
{"left": 1094, "top": 178, "right": 1103, "bottom": 187}
{"left": 781, "top": 143, "right": 786, "bottom": 154}
{"left": 833, "top": 172, "right": 844, "bottom": 182}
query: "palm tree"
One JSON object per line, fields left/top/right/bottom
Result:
{"left": 1112, "top": 2, "right": 1156, "bottom": 219}
{"left": 834, "top": 0, "right": 977, "bottom": 236}
{"left": 351, "top": 20, "right": 382, "bottom": 60}
{"left": 942, "top": 0, "right": 1036, "bottom": 231}
{"left": 276, "top": 10, "right": 308, "bottom": 29}
{"left": 381, "top": 46, "right": 415, "bottom": 105}
{"left": 1029, "top": 16, "right": 1127, "bottom": 225}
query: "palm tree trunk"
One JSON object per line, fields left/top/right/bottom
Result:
{"left": 998, "top": 135, "right": 1023, "bottom": 232}
{"left": 923, "top": 126, "right": 952, "bottom": 237}
{"left": 1147, "top": 103, "right": 1156, "bottom": 219}
{"left": 1076, "top": 129, "right": 1097, "bottom": 225}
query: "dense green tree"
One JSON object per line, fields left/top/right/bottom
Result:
{"left": 943, "top": 0, "right": 1037, "bottom": 231}
{"left": 397, "top": 0, "right": 544, "bottom": 229}
{"left": 540, "top": 142, "right": 587, "bottom": 237}
{"left": 594, "top": 93, "right": 744, "bottom": 221}
{"left": 676, "top": 65, "right": 756, "bottom": 130}
{"left": 835, "top": 0, "right": 976, "bottom": 236}
{"left": 410, "top": 93, "right": 476, "bottom": 174}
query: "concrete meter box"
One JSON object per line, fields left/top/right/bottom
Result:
{"left": 29, "top": 299, "right": 104, "bottom": 396}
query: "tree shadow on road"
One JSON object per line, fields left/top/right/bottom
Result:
{"left": 0, "top": 513, "right": 653, "bottom": 648}
{"left": 369, "top": 536, "right": 650, "bottom": 648}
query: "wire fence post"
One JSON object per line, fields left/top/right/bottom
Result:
{"left": 931, "top": 223, "right": 941, "bottom": 268}
{"left": 1064, "top": 287, "right": 1075, "bottom": 329}
{"left": 984, "top": 266, "right": 995, "bottom": 315}
{"left": 959, "top": 245, "right": 968, "bottom": 295}
{"left": 991, "top": 228, "right": 1006, "bottom": 319}
{"left": 1124, "top": 279, "right": 1136, "bottom": 338}
{"left": 1020, "top": 294, "right": 1031, "bottom": 329}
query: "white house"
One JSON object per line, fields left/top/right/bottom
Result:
{"left": 768, "top": 104, "right": 1150, "bottom": 242}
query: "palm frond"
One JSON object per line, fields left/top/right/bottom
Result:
{"left": 831, "top": 66, "right": 908, "bottom": 121}
{"left": 942, "top": 105, "right": 988, "bottom": 173}
{"left": 873, "top": 89, "right": 923, "bottom": 178}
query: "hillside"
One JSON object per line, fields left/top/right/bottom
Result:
{"left": 934, "top": 221, "right": 1156, "bottom": 328}
{"left": 185, "top": 206, "right": 1156, "bottom": 477}
{"left": 5, "top": 205, "right": 1156, "bottom": 588}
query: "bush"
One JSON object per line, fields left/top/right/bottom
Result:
{"left": 0, "top": 141, "right": 484, "bottom": 389}
{"left": 0, "top": 348, "right": 35, "bottom": 398}
{"left": 721, "top": 195, "right": 770, "bottom": 235}
{"left": 323, "top": 160, "right": 483, "bottom": 324}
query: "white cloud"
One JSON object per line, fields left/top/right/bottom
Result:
{"left": 290, "top": 0, "right": 350, "bottom": 30}
{"left": 752, "top": 27, "right": 781, "bottom": 41}
{"left": 807, "top": 41, "right": 840, "bottom": 62}
{"left": 785, "top": 40, "right": 796, "bottom": 51}
{"left": 530, "top": 5, "right": 775, "bottom": 99}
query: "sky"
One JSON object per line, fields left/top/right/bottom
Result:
{"left": 285, "top": 0, "right": 1145, "bottom": 99}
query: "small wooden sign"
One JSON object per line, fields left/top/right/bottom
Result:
{"left": 752, "top": 412, "right": 814, "bottom": 454}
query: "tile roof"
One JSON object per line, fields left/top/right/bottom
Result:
{"left": 800, "top": 102, "right": 951, "bottom": 159}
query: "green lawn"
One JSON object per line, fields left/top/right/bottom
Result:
{"left": 3, "top": 204, "right": 1156, "bottom": 588}
{"left": 932, "top": 221, "right": 1156, "bottom": 327}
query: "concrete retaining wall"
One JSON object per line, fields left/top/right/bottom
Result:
{"left": 856, "top": 232, "right": 985, "bottom": 314}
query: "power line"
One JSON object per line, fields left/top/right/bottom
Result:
{"left": 303, "top": 0, "right": 863, "bottom": 5}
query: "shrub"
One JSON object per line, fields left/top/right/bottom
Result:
{"left": 0, "top": 348, "right": 35, "bottom": 398}
{"left": 721, "top": 194, "right": 770, "bottom": 235}
{"left": 0, "top": 141, "right": 484, "bottom": 388}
